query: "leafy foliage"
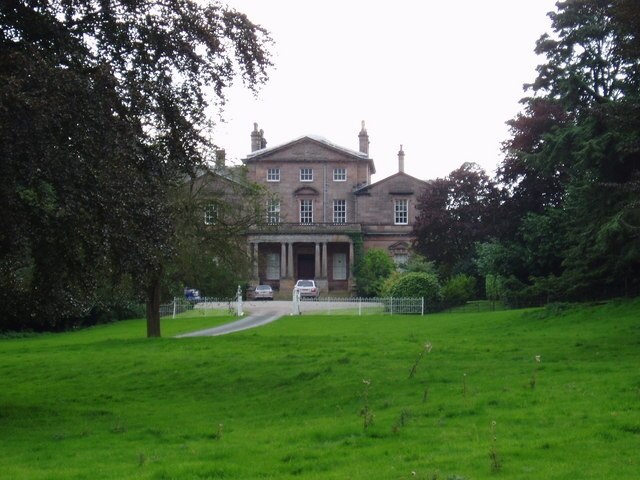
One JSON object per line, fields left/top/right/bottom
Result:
{"left": 413, "top": 163, "right": 500, "bottom": 278}
{"left": 354, "top": 249, "right": 396, "bottom": 297}
{"left": 0, "top": 0, "right": 272, "bottom": 334}
{"left": 441, "top": 274, "right": 477, "bottom": 308}
{"left": 415, "top": 1, "right": 640, "bottom": 302}
{"left": 382, "top": 272, "right": 441, "bottom": 310}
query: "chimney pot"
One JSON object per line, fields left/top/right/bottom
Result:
{"left": 250, "top": 123, "right": 263, "bottom": 152}
{"left": 358, "top": 120, "right": 369, "bottom": 155}
{"left": 398, "top": 145, "right": 405, "bottom": 173}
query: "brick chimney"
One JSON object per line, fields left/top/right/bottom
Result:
{"left": 398, "top": 145, "right": 405, "bottom": 173}
{"left": 358, "top": 120, "right": 369, "bottom": 155}
{"left": 251, "top": 122, "right": 267, "bottom": 152}
{"left": 215, "top": 148, "right": 226, "bottom": 169}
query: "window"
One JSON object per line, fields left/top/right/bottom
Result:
{"left": 204, "top": 203, "right": 217, "bottom": 225}
{"left": 267, "top": 199, "right": 280, "bottom": 224}
{"left": 333, "top": 199, "right": 346, "bottom": 223}
{"left": 266, "top": 253, "right": 280, "bottom": 280}
{"left": 394, "top": 253, "right": 409, "bottom": 266}
{"left": 300, "top": 168, "right": 313, "bottom": 182}
{"left": 300, "top": 199, "right": 313, "bottom": 223}
{"left": 267, "top": 168, "right": 280, "bottom": 182}
{"left": 333, "top": 168, "right": 346, "bottom": 181}
{"left": 394, "top": 199, "right": 408, "bottom": 225}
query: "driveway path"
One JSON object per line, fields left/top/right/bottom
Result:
{"left": 175, "top": 301, "right": 291, "bottom": 337}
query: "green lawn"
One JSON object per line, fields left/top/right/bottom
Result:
{"left": 1, "top": 300, "right": 639, "bottom": 479}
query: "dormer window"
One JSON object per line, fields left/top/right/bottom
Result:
{"left": 300, "top": 168, "right": 313, "bottom": 182}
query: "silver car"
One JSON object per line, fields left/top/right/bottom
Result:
{"left": 251, "top": 284, "right": 274, "bottom": 300}
{"left": 294, "top": 279, "right": 319, "bottom": 299}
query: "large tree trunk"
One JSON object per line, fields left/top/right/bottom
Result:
{"left": 146, "top": 269, "right": 163, "bottom": 338}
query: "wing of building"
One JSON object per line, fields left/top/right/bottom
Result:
{"left": 242, "top": 122, "right": 428, "bottom": 294}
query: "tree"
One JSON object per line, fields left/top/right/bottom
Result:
{"left": 354, "top": 249, "right": 396, "bottom": 297}
{"left": 497, "top": 0, "right": 640, "bottom": 300}
{"left": 413, "top": 163, "right": 500, "bottom": 278}
{"left": 0, "top": 0, "right": 272, "bottom": 335}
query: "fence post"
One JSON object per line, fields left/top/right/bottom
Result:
{"left": 421, "top": 297, "right": 424, "bottom": 316}
{"left": 236, "top": 285, "right": 243, "bottom": 316}
{"left": 172, "top": 297, "right": 177, "bottom": 319}
{"left": 358, "top": 298, "right": 362, "bottom": 316}
{"left": 390, "top": 297, "right": 393, "bottom": 315}
{"left": 292, "top": 288, "right": 300, "bottom": 315}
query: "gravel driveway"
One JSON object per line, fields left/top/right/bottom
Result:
{"left": 175, "top": 301, "right": 292, "bottom": 337}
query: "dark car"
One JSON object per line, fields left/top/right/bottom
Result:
{"left": 251, "top": 284, "right": 274, "bottom": 300}
{"left": 294, "top": 279, "right": 319, "bottom": 299}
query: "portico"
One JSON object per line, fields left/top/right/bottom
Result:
{"left": 247, "top": 230, "right": 356, "bottom": 293}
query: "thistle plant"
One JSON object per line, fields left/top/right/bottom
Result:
{"left": 462, "top": 373, "right": 468, "bottom": 398}
{"left": 392, "top": 409, "right": 412, "bottom": 434}
{"left": 489, "top": 420, "right": 501, "bottom": 472}
{"left": 409, "top": 342, "right": 433, "bottom": 379}
{"left": 359, "top": 379, "right": 374, "bottom": 430}
{"left": 213, "top": 423, "right": 224, "bottom": 440}
{"left": 530, "top": 355, "right": 541, "bottom": 389}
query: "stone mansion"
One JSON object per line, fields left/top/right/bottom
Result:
{"left": 242, "top": 122, "right": 427, "bottom": 294}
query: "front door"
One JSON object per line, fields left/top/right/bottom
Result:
{"left": 297, "top": 254, "right": 315, "bottom": 279}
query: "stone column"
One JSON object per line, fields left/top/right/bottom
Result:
{"left": 252, "top": 242, "right": 259, "bottom": 281}
{"left": 287, "top": 242, "right": 294, "bottom": 278}
{"left": 349, "top": 242, "right": 355, "bottom": 273}
{"left": 315, "top": 242, "right": 321, "bottom": 278}
{"left": 280, "top": 243, "right": 286, "bottom": 279}
{"left": 322, "top": 242, "right": 328, "bottom": 278}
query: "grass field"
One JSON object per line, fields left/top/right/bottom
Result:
{"left": 1, "top": 300, "right": 639, "bottom": 479}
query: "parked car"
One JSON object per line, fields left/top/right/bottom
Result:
{"left": 251, "top": 284, "right": 274, "bottom": 300}
{"left": 294, "top": 279, "right": 320, "bottom": 299}
{"left": 184, "top": 287, "right": 201, "bottom": 302}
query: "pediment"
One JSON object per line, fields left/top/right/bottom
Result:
{"left": 388, "top": 241, "right": 410, "bottom": 253}
{"left": 293, "top": 186, "right": 320, "bottom": 196}
{"left": 245, "top": 135, "right": 369, "bottom": 163}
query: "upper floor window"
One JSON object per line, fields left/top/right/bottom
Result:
{"left": 267, "top": 199, "right": 280, "bottom": 224}
{"left": 204, "top": 203, "right": 217, "bottom": 225}
{"left": 333, "top": 199, "right": 346, "bottom": 223}
{"left": 300, "top": 199, "right": 313, "bottom": 224}
{"left": 333, "top": 168, "right": 346, "bottom": 182}
{"left": 300, "top": 168, "right": 313, "bottom": 182}
{"left": 394, "top": 199, "right": 408, "bottom": 225}
{"left": 267, "top": 168, "right": 280, "bottom": 182}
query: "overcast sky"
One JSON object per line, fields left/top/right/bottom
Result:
{"left": 211, "top": 0, "right": 558, "bottom": 182}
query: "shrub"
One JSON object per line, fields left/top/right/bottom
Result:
{"left": 442, "top": 274, "right": 477, "bottom": 307}
{"left": 383, "top": 272, "right": 442, "bottom": 311}
{"left": 354, "top": 249, "right": 396, "bottom": 297}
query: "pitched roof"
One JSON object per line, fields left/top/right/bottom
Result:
{"left": 354, "top": 171, "right": 428, "bottom": 194}
{"left": 243, "top": 135, "right": 376, "bottom": 173}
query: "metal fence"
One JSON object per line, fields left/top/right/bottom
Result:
{"left": 159, "top": 287, "right": 245, "bottom": 318}
{"left": 160, "top": 296, "right": 427, "bottom": 318}
{"left": 294, "top": 296, "right": 426, "bottom": 316}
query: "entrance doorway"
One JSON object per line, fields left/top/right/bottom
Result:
{"left": 297, "top": 254, "right": 315, "bottom": 279}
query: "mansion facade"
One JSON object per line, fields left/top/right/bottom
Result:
{"left": 243, "top": 122, "right": 427, "bottom": 293}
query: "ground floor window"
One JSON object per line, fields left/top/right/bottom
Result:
{"left": 266, "top": 253, "right": 280, "bottom": 280}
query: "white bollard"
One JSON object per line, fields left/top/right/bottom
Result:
{"left": 236, "top": 285, "right": 244, "bottom": 316}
